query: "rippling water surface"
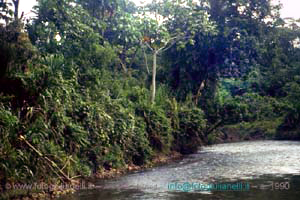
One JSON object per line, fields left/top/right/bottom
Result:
{"left": 60, "top": 140, "right": 300, "bottom": 200}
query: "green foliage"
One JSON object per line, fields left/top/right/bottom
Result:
{"left": 215, "top": 77, "right": 289, "bottom": 125}
{"left": 276, "top": 105, "right": 300, "bottom": 140}
{"left": 0, "top": 0, "right": 14, "bottom": 23}
{"left": 0, "top": 21, "right": 36, "bottom": 77}
{"left": 219, "top": 92, "right": 286, "bottom": 124}
{"left": 2, "top": 0, "right": 300, "bottom": 197}
{"left": 0, "top": 106, "right": 32, "bottom": 183}
{"left": 225, "top": 118, "right": 284, "bottom": 139}
{"left": 28, "top": 0, "right": 117, "bottom": 70}
{"left": 171, "top": 105, "right": 207, "bottom": 154}
{"left": 137, "top": 103, "right": 173, "bottom": 152}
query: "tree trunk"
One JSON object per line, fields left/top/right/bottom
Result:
{"left": 13, "top": 0, "right": 19, "bottom": 20}
{"left": 151, "top": 50, "right": 157, "bottom": 103}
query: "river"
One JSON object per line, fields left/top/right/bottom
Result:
{"left": 59, "top": 140, "right": 300, "bottom": 200}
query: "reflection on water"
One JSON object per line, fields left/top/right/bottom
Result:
{"left": 59, "top": 140, "right": 300, "bottom": 200}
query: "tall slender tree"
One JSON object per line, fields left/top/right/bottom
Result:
{"left": 142, "top": 0, "right": 216, "bottom": 103}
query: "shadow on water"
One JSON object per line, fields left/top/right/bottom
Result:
{"left": 59, "top": 141, "right": 300, "bottom": 200}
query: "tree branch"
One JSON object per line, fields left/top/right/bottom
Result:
{"left": 156, "top": 36, "right": 177, "bottom": 52}
{"left": 19, "top": 135, "right": 77, "bottom": 184}
{"left": 144, "top": 42, "right": 154, "bottom": 51}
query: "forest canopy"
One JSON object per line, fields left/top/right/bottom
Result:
{"left": 1, "top": 0, "right": 300, "bottom": 197}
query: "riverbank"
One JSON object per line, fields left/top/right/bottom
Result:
{"left": 0, "top": 151, "right": 183, "bottom": 200}
{"left": 1, "top": 117, "right": 295, "bottom": 200}
{"left": 207, "top": 119, "right": 284, "bottom": 144}
{"left": 94, "top": 151, "right": 183, "bottom": 179}
{"left": 0, "top": 120, "right": 271, "bottom": 200}
{"left": 1, "top": 132, "right": 266, "bottom": 200}
{"left": 62, "top": 140, "right": 300, "bottom": 200}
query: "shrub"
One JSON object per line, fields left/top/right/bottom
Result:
{"left": 172, "top": 105, "right": 207, "bottom": 154}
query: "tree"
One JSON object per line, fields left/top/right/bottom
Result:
{"left": 141, "top": 0, "right": 216, "bottom": 103}
{"left": 0, "top": 0, "right": 22, "bottom": 23}
{"left": 0, "top": 0, "right": 12, "bottom": 23}
{"left": 28, "top": 0, "right": 117, "bottom": 70}
{"left": 11, "top": 0, "right": 19, "bottom": 20}
{"left": 102, "top": 1, "right": 142, "bottom": 73}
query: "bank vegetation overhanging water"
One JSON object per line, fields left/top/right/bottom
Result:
{"left": 1, "top": 0, "right": 300, "bottom": 199}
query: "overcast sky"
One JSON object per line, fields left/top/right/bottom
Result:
{"left": 19, "top": 0, "right": 300, "bottom": 20}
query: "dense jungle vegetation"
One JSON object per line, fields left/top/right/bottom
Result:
{"left": 1, "top": 0, "right": 300, "bottom": 197}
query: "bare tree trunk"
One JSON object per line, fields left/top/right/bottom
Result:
{"left": 143, "top": 47, "right": 150, "bottom": 74}
{"left": 12, "top": 0, "right": 19, "bottom": 20}
{"left": 151, "top": 50, "right": 157, "bottom": 103}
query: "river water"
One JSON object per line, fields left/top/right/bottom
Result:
{"left": 59, "top": 140, "right": 300, "bottom": 200}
